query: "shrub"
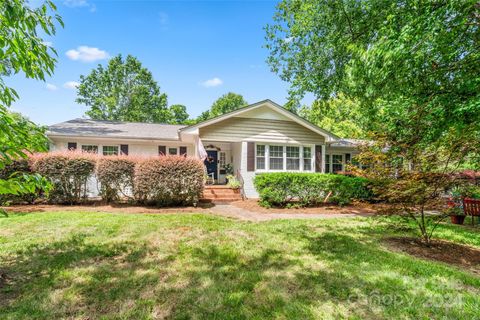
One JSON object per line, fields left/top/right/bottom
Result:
{"left": 30, "top": 152, "right": 97, "bottom": 204}
{"left": 134, "top": 155, "right": 204, "bottom": 206}
{"left": 96, "top": 156, "right": 137, "bottom": 202}
{"left": 0, "top": 159, "right": 38, "bottom": 204}
{"left": 254, "top": 172, "right": 372, "bottom": 207}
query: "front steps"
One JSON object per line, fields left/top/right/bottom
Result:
{"left": 201, "top": 185, "right": 243, "bottom": 203}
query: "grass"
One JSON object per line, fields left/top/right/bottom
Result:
{"left": 0, "top": 211, "right": 479, "bottom": 319}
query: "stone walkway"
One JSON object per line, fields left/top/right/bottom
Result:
{"left": 210, "top": 204, "right": 370, "bottom": 222}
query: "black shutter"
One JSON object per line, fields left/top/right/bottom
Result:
{"left": 315, "top": 145, "right": 322, "bottom": 172}
{"left": 67, "top": 142, "right": 77, "bottom": 151}
{"left": 120, "top": 144, "right": 129, "bottom": 155}
{"left": 247, "top": 142, "right": 255, "bottom": 172}
{"left": 179, "top": 146, "right": 187, "bottom": 157}
{"left": 158, "top": 145, "right": 166, "bottom": 156}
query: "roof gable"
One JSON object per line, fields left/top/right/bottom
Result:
{"left": 181, "top": 99, "right": 340, "bottom": 141}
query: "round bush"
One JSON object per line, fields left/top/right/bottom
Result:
{"left": 96, "top": 156, "right": 136, "bottom": 202}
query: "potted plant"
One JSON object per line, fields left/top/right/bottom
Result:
{"left": 226, "top": 175, "right": 241, "bottom": 189}
{"left": 224, "top": 164, "right": 234, "bottom": 184}
{"left": 446, "top": 207, "right": 466, "bottom": 225}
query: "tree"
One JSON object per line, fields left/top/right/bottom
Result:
{"left": 77, "top": 55, "right": 170, "bottom": 123}
{"left": 0, "top": 0, "right": 60, "bottom": 202}
{"left": 196, "top": 92, "right": 248, "bottom": 122}
{"left": 299, "top": 94, "right": 366, "bottom": 138}
{"left": 266, "top": 1, "right": 480, "bottom": 242}
{"left": 169, "top": 104, "right": 190, "bottom": 124}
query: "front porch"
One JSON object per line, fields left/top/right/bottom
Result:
{"left": 202, "top": 141, "right": 241, "bottom": 185}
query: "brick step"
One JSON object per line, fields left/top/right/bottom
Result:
{"left": 200, "top": 198, "right": 241, "bottom": 203}
{"left": 203, "top": 190, "right": 240, "bottom": 196}
{"left": 202, "top": 194, "right": 242, "bottom": 200}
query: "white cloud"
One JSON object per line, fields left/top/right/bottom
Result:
{"left": 63, "top": 81, "right": 80, "bottom": 89}
{"left": 46, "top": 83, "right": 58, "bottom": 91}
{"left": 66, "top": 46, "right": 109, "bottom": 62}
{"left": 64, "top": 0, "right": 95, "bottom": 11}
{"left": 200, "top": 77, "right": 223, "bottom": 88}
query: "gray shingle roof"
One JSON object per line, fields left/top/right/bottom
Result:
{"left": 47, "top": 118, "right": 186, "bottom": 141}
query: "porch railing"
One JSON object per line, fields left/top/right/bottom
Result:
{"left": 236, "top": 169, "right": 246, "bottom": 200}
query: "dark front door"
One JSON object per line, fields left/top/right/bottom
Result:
{"left": 204, "top": 150, "right": 218, "bottom": 180}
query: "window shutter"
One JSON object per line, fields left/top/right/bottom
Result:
{"left": 315, "top": 145, "right": 322, "bottom": 172}
{"left": 67, "top": 142, "right": 77, "bottom": 151}
{"left": 179, "top": 146, "right": 187, "bottom": 157}
{"left": 158, "top": 145, "right": 166, "bottom": 156}
{"left": 345, "top": 153, "right": 351, "bottom": 163}
{"left": 247, "top": 142, "right": 255, "bottom": 172}
{"left": 120, "top": 144, "right": 129, "bottom": 155}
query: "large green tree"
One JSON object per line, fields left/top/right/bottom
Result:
{"left": 265, "top": 0, "right": 480, "bottom": 146}
{"left": 0, "top": 0, "right": 60, "bottom": 198}
{"left": 299, "top": 94, "right": 366, "bottom": 138}
{"left": 196, "top": 92, "right": 248, "bottom": 122}
{"left": 266, "top": 0, "right": 480, "bottom": 242}
{"left": 169, "top": 104, "right": 190, "bottom": 124}
{"left": 77, "top": 54, "right": 171, "bottom": 123}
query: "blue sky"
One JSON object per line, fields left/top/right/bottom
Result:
{"left": 9, "top": 0, "right": 310, "bottom": 125}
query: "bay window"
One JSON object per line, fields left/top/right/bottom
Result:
{"left": 255, "top": 144, "right": 314, "bottom": 172}
{"left": 269, "top": 145, "right": 284, "bottom": 170}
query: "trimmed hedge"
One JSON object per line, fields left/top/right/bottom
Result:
{"left": 30, "top": 152, "right": 97, "bottom": 204}
{"left": 254, "top": 172, "right": 372, "bottom": 207}
{"left": 96, "top": 157, "right": 136, "bottom": 202}
{"left": 134, "top": 156, "right": 204, "bottom": 206}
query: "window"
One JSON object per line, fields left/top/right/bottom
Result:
{"left": 303, "top": 147, "right": 312, "bottom": 171}
{"left": 269, "top": 145, "right": 284, "bottom": 170}
{"left": 325, "top": 154, "right": 331, "bottom": 173}
{"left": 81, "top": 145, "right": 98, "bottom": 153}
{"left": 219, "top": 152, "right": 226, "bottom": 168}
{"left": 168, "top": 147, "right": 178, "bottom": 155}
{"left": 256, "top": 145, "right": 266, "bottom": 170}
{"left": 286, "top": 146, "right": 300, "bottom": 170}
{"left": 103, "top": 146, "right": 118, "bottom": 156}
{"left": 332, "top": 154, "right": 343, "bottom": 173}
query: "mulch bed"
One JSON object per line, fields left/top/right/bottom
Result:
{"left": 385, "top": 237, "right": 480, "bottom": 274}
{"left": 231, "top": 199, "right": 380, "bottom": 215}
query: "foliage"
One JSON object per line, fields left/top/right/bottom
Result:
{"left": 299, "top": 94, "right": 366, "bottom": 138}
{"left": 96, "top": 157, "right": 136, "bottom": 202}
{"left": 0, "top": 0, "right": 62, "bottom": 199}
{"left": 226, "top": 175, "right": 240, "bottom": 189}
{"left": 77, "top": 54, "right": 171, "bottom": 123}
{"left": 0, "top": 159, "right": 46, "bottom": 204}
{"left": 254, "top": 172, "right": 372, "bottom": 207}
{"left": 353, "top": 131, "right": 480, "bottom": 243}
{"left": 266, "top": 1, "right": 480, "bottom": 145}
{"left": 30, "top": 152, "right": 97, "bottom": 204}
{"left": 169, "top": 104, "right": 190, "bottom": 124}
{"left": 134, "top": 156, "right": 204, "bottom": 206}
{"left": 196, "top": 92, "right": 248, "bottom": 122}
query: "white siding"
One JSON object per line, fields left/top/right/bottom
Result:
{"left": 199, "top": 117, "right": 326, "bottom": 145}
{"left": 238, "top": 141, "right": 259, "bottom": 198}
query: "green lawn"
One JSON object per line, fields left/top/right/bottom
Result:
{"left": 0, "top": 211, "right": 479, "bottom": 319}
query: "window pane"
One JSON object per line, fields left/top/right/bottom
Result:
{"left": 286, "top": 146, "right": 299, "bottom": 158}
{"left": 303, "top": 147, "right": 311, "bottom": 159}
{"left": 81, "top": 145, "right": 98, "bottom": 153}
{"left": 256, "top": 145, "right": 265, "bottom": 156}
{"left": 256, "top": 157, "right": 265, "bottom": 170}
{"left": 287, "top": 158, "right": 300, "bottom": 170}
{"left": 303, "top": 159, "right": 312, "bottom": 171}
{"left": 332, "top": 155, "right": 343, "bottom": 173}
{"left": 168, "top": 148, "right": 177, "bottom": 155}
{"left": 103, "top": 146, "right": 118, "bottom": 156}
{"left": 270, "top": 146, "right": 283, "bottom": 158}
{"left": 270, "top": 157, "right": 283, "bottom": 170}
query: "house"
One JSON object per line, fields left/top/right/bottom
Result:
{"left": 47, "top": 100, "right": 361, "bottom": 198}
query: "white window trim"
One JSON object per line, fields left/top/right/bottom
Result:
{"left": 81, "top": 144, "right": 99, "bottom": 153}
{"left": 329, "top": 153, "right": 344, "bottom": 173}
{"left": 102, "top": 145, "right": 120, "bottom": 156}
{"left": 255, "top": 143, "right": 315, "bottom": 173}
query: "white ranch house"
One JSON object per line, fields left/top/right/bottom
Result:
{"left": 47, "top": 100, "right": 361, "bottom": 198}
